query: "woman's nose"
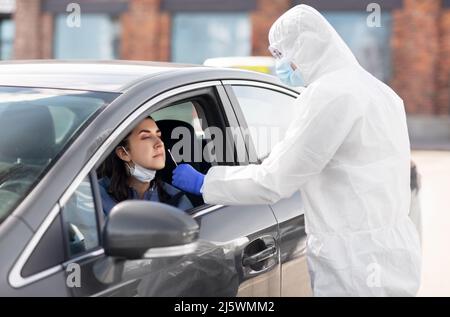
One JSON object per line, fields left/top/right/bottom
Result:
{"left": 153, "top": 137, "right": 164, "bottom": 149}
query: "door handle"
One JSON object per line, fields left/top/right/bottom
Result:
{"left": 242, "top": 245, "right": 277, "bottom": 267}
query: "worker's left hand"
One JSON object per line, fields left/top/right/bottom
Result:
{"left": 172, "top": 164, "right": 205, "bottom": 196}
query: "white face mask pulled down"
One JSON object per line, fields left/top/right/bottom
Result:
{"left": 122, "top": 147, "right": 156, "bottom": 183}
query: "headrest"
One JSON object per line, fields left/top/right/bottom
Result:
{"left": 0, "top": 104, "right": 56, "bottom": 163}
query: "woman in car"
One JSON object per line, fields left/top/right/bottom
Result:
{"left": 98, "top": 116, "right": 193, "bottom": 215}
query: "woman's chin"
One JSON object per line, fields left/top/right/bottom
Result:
{"left": 153, "top": 162, "right": 166, "bottom": 171}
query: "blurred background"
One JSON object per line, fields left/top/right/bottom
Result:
{"left": 0, "top": 0, "right": 449, "bottom": 296}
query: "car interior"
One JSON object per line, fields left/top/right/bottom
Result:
{"left": 0, "top": 92, "right": 108, "bottom": 223}
{"left": 95, "top": 99, "right": 219, "bottom": 215}
{"left": 0, "top": 104, "right": 57, "bottom": 221}
{"left": 154, "top": 118, "right": 210, "bottom": 207}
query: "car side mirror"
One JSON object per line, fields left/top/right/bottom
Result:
{"left": 103, "top": 200, "right": 199, "bottom": 260}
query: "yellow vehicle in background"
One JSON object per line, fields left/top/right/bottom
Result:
{"left": 203, "top": 56, "right": 276, "bottom": 75}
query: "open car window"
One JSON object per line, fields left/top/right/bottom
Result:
{"left": 95, "top": 84, "right": 236, "bottom": 215}
{"left": 95, "top": 100, "right": 210, "bottom": 214}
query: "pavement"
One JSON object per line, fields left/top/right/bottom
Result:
{"left": 412, "top": 151, "right": 450, "bottom": 297}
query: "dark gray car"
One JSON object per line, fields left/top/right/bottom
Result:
{"left": 0, "top": 61, "right": 311, "bottom": 296}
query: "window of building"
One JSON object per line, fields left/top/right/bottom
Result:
{"left": 322, "top": 11, "right": 393, "bottom": 83}
{"left": 0, "top": 17, "right": 14, "bottom": 59}
{"left": 54, "top": 14, "right": 120, "bottom": 59}
{"left": 171, "top": 13, "right": 251, "bottom": 65}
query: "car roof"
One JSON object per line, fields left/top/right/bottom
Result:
{"left": 0, "top": 60, "right": 303, "bottom": 95}
{"left": 0, "top": 60, "right": 199, "bottom": 93}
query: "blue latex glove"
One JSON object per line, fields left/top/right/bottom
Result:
{"left": 172, "top": 164, "right": 205, "bottom": 196}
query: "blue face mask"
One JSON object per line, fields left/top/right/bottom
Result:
{"left": 275, "top": 58, "right": 304, "bottom": 87}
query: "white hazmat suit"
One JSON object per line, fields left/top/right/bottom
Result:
{"left": 202, "top": 5, "right": 422, "bottom": 296}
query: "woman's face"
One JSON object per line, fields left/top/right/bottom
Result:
{"left": 117, "top": 118, "right": 166, "bottom": 170}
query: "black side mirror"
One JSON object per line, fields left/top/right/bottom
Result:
{"left": 103, "top": 200, "right": 199, "bottom": 260}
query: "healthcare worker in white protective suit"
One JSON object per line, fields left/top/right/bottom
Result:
{"left": 172, "top": 4, "right": 422, "bottom": 296}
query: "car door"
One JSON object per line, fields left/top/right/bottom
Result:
{"left": 150, "top": 84, "right": 281, "bottom": 296}
{"left": 223, "top": 80, "right": 313, "bottom": 296}
{"left": 59, "top": 81, "right": 281, "bottom": 296}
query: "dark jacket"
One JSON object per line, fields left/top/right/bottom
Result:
{"left": 98, "top": 177, "right": 193, "bottom": 215}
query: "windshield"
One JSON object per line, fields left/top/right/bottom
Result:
{"left": 0, "top": 86, "right": 119, "bottom": 224}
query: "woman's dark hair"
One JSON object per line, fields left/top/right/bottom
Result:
{"left": 100, "top": 116, "right": 171, "bottom": 204}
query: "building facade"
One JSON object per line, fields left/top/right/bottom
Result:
{"left": 3, "top": 0, "right": 450, "bottom": 117}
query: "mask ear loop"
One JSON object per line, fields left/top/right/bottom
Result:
{"left": 121, "top": 146, "right": 134, "bottom": 175}
{"left": 121, "top": 146, "right": 130, "bottom": 157}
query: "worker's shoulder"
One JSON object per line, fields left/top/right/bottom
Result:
{"left": 305, "top": 76, "right": 358, "bottom": 103}
{"left": 301, "top": 74, "right": 367, "bottom": 116}
{"left": 310, "top": 68, "right": 395, "bottom": 103}
{"left": 322, "top": 68, "right": 364, "bottom": 89}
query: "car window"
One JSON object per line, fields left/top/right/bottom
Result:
{"left": 95, "top": 101, "right": 208, "bottom": 213}
{"left": 48, "top": 106, "right": 77, "bottom": 144}
{"left": 61, "top": 176, "right": 100, "bottom": 258}
{"left": 96, "top": 88, "right": 232, "bottom": 214}
{"left": 152, "top": 101, "right": 205, "bottom": 138}
{"left": 0, "top": 87, "right": 118, "bottom": 225}
{"left": 153, "top": 101, "right": 211, "bottom": 208}
{"left": 231, "top": 85, "right": 297, "bottom": 160}
{"left": 152, "top": 101, "right": 212, "bottom": 171}
{"left": 22, "top": 214, "right": 65, "bottom": 277}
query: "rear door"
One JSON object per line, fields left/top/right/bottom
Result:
{"left": 223, "top": 80, "right": 312, "bottom": 296}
